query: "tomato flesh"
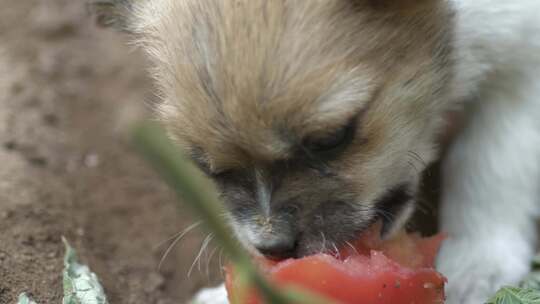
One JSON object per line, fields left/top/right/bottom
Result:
{"left": 225, "top": 224, "right": 446, "bottom": 304}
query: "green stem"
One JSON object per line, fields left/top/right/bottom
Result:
{"left": 133, "top": 122, "right": 294, "bottom": 304}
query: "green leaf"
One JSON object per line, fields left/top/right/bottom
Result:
{"left": 521, "top": 271, "right": 540, "bottom": 290}
{"left": 62, "top": 237, "right": 109, "bottom": 304}
{"left": 486, "top": 286, "right": 540, "bottom": 304}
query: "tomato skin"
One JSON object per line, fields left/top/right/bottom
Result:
{"left": 342, "top": 223, "right": 447, "bottom": 269}
{"left": 225, "top": 227, "right": 446, "bottom": 304}
{"left": 270, "top": 252, "right": 445, "bottom": 304}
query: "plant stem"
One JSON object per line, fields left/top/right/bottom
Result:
{"left": 133, "top": 122, "right": 294, "bottom": 304}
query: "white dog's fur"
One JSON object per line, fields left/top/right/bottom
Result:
{"left": 191, "top": 1, "right": 540, "bottom": 303}
{"left": 439, "top": 1, "right": 540, "bottom": 303}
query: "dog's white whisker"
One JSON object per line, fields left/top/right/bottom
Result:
{"left": 154, "top": 221, "right": 202, "bottom": 250}
{"left": 188, "top": 234, "right": 214, "bottom": 278}
{"left": 345, "top": 241, "right": 359, "bottom": 255}
{"left": 157, "top": 222, "right": 202, "bottom": 271}
{"left": 205, "top": 245, "right": 220, "bottom": 280}
{"left": 332, "top": 242, "right": 340, "bottom": 258}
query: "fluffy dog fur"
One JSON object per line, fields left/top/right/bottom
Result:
{"left": 438, "top": 1, "right": 540, "bottom": 302}
{"left": 90, "top": 1, "right": 540, "bottom": 303}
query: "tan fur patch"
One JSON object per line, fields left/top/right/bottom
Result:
{"left": 131, "top": 0, "right": 452, "bottom": 174}
{"left": 126, "top": 0, "right": 456, "bottom": 256}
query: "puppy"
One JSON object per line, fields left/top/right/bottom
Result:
{"left": 91, "top": 1, "right": 540, "bottom": 303}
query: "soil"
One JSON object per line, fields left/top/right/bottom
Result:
{"left": 0, "top": 1, "right": 222, "bottom": 303}
{"left": 0, "top": 1, "right": 441, "bottom": 304}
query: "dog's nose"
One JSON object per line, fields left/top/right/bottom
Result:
{"left": 254, "top": 237, "right": 297, "bottom": 260}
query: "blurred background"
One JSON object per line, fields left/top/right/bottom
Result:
{"left": 0, "top": 1, "right": 223, "bottom": 303}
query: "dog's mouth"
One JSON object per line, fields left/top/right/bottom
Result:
{"left": 296, "top": 184, "right": 414, "bottom": 258}
{"left": 238, "top": 183, "right": 416, "bottom": 260}
{"left": 374, "top": 183, "right": 414, "bottom": 237}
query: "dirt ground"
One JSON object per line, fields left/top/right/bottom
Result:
{"left": 0, "top": 1, "right": 223, "bottom": 303}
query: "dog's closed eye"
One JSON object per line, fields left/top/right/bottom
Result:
{"left": 302, "top": 118, "right": 358, "bottom": 161}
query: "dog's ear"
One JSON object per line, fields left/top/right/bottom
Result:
{"left": 87, "top": 0, "right": 132, "bottom": 32}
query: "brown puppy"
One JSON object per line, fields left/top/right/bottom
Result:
{"left": 92, "top": 0, "right": 453, "bottom": 258}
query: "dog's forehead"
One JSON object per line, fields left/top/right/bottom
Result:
{"left": 178, "top": 65, "right": 375, "bottom": 167}
{"left": 143, "top": 0, "right": 452, "bottom": 167}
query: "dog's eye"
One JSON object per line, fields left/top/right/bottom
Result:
{"left": 210, "top": 169, "right": 234, "bottom": 179}
{"left": 304, "top": 122, "right": 355, "bottom": 154}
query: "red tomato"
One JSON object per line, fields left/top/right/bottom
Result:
{"left": 225, "top": 224, "right": 446, "bottom": 304}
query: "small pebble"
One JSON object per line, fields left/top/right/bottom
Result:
{"left": 76, "top": 227, "right": 85, "bottom": 237}
{"left": 43, "top": 113, "right": 59, "bottom": 126}
{"left": 3, "top": 141, "right": 16, "bottom": 151}
{"left": 1, "top": 210, "right": 12, "bottom": 219}
{"left": 144, "top": 273, "right": 165, "bottom": 293}
{"left": 27, "top": 156, "right": 48, "bottom": 167}
{"left": 84, "top": 153, "right": 100, "bottom": 168}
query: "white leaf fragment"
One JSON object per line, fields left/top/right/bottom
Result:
{"left": 62, "top": 237, "right": 109, "bottom": 304}
{"left": 18, "top": 293, "right": 38, "bottom": 304}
